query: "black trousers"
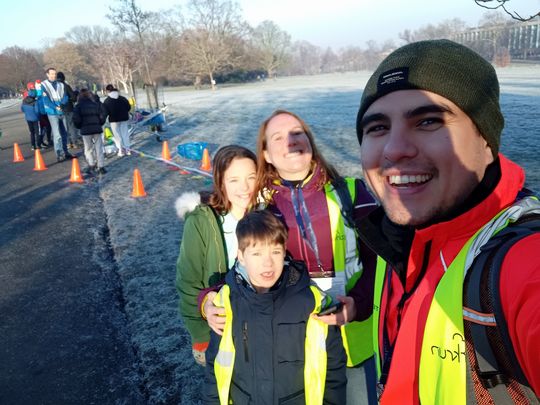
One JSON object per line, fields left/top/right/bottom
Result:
{"left": 39, "top": 114, "right": 52, "bottom": 143}
{"left": 27, "top": 120, "right": 40, "bottom": 147}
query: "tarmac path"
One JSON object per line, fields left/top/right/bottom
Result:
{"left": 0, "top": 102, "right": 145, "bottom": 404}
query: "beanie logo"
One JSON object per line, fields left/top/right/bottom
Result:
{"left": 378, "top": 67, "right": 409, "bottom": 91}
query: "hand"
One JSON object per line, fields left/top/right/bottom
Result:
{"left": 314, "top": 295, "right": 357, "bottom": 326}
{"left": 192, "top": 348, "right": 206, "bottom": 366}
{"left": 204, "top": 291, "right": 225, "bottom": 335}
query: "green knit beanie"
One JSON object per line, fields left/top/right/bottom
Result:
{"left": 356, "top": 39, "right": 503, "bottom": 157}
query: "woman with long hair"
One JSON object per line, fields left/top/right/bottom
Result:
{"left": 175, "top": 145, "right": 257, "bottom": 366}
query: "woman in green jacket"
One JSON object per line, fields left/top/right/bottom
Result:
{"left": 175, "top": 145, "right": 257, "bottom": 366}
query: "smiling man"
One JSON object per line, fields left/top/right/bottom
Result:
{"left": 355, "top": 40, "right": 540, "bottom": 404}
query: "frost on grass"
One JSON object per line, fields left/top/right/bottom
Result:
{"left": 98, "top": 70, "right": 540, "bottom": 404}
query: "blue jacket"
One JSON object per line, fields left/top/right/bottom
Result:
{"left": 37, "top": 97, "right": 46, "bottom": 115}
{"left": 204, "top": 260, "right": 347, "bottom": 404}
{"left": 40, "top": 80, "right": 68, "bottom": 116}
{"left": 21, "top": 96, "right": 40, "bottom": 122}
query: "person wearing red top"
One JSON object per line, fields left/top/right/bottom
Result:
{"left": 355, "top": 39, "right": 540, "bottom": 404}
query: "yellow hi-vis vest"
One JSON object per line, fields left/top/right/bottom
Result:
{"left": 372, "top": 197, "right": 540, "bottom": 404}
{"left": 325, "top": 178, "right": 373, "bottom": 367}
{"left": 213, "top": 285, "right": 329, "bottom": 405}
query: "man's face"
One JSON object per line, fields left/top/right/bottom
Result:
{"left": 46, "top": 69, "right": 57, "bottom": 81}
{"left": 359, "top": 90, "right": 494, "bottom": 227}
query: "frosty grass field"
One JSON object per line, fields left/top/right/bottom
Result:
{"left": 96, "top": 68, "right": 539, "bottom": 403}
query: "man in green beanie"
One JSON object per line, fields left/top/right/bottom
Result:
{"left": 354, "top": 39, "right": 540, "bottom": 404}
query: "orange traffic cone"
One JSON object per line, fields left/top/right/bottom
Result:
{"left": 200, "top": 148, "right": 212, "bottom": 171}
{"left": 131, "top": 168, "right": 147, "bottom": 197}
{"left": 161, "top": 140, "right": 171, "bottom": 161}
{"left": 33, "top": 149, "right": 48, "bottom": 171}
{"left": 69, "top": 158, "right": 84, "bottom": 183}
{"left": 13, "top": 143, "right": 24, "bottom": 162}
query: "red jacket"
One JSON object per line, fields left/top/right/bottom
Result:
{"left": 370, "top": 155, "right": 540, "bottom": 404}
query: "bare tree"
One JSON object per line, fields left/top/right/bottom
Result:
{"left": 143, "top": 9, "right": 186, "bottom": 87}
{"left": 338, "top": 46, "right": 366, "bottom": 72}
{"left": 474, "top": 0, "right": 540, "bottom": 22}
{"left": 320, "top": 47, "right": 339, "bottom": 73}
{"left": 43, "top": 40, "right": 90, "bottom": 82}
{"left": 0, "top": 47, "right": 44, "bottom": 93}
{"left": 108, "top": 0, "right": 160, "bottom": 108}
{"left": 363, "top": 40, "right": 389, "bottom": 70}
{"left": 399, "top": 18, "right": 468, "bottom": 43}
{"left": 466, "top": 11, "right": 512, "bottom": 64}
{"left": 183, "top": 0, "right": 248, "bottom": 90}
{"left": 285, "top": 41, "right": 322, "bottom": 75}
{"left": 251, "top": 20, "right": 291, "bottom": 79}
{"left": 64, "top": 26, "right": 119, "bottom": 90}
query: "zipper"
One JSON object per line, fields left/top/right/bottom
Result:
{"left": 381, "top": 239, "right": 433, "bottom": 386}
{"left": 243, "top": 321, "right": 249, "bottom": 362}
{"left": 396, "top": 240, "right": 432, "bottom": 329}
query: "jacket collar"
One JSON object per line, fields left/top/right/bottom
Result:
{"left": 271, "top": 162, "right": 321, "bottom": 193}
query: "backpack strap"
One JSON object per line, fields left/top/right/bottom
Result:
{"left": 331, "top": 176, "right": 356, "bottom": 230}
{"left": 331, "top": 177, "right": 376, "bottom": 229}
{"left": 464, "top": 215, "right": 540, "bottom": 403}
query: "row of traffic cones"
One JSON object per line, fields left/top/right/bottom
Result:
{"left": 12, "top": 141, "right": 211, "bottom": 198}
{"left": 14, "top": 142, "right": 146, "bottom": 197}
{"left": 13, "top": 142, "right": 48, "bottom": 171}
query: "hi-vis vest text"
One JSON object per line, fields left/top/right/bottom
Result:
{"left": 372, "top": 197, "right": 540, "bottom": 404}
{"left": 213, "top": 285, "right": 329, "bottom": 405}
{"left": 325, "top": 178, "right": 373, "bottom": 367}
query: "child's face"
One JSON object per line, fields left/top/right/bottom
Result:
{"left": 238, "top": 241, "right": 286, "bottom": 294}
{"left": 222, "top": 157, "right": 257, "bottom": 219}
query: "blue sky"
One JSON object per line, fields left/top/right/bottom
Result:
{"left": 1, "top": 0, "right": 533, "bottom": 51}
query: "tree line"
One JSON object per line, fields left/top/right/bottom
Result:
{"left": 0, "top": 0, "right": 529, "bottom": 103}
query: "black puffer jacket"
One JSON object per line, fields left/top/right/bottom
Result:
{"left": 62, "top": 82, "right": 77, "bottom": 112}
{"left": 73, "top": 98, "right": 106, "bottom": 135}
{"left": 204, "top": 260, "right": 347, "bottom": 405}
{"left": 102, "top": 93, "right": 131, "bottom": 122}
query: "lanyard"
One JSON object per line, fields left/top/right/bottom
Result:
{"left": 286, "top": 182, "right": 325, "bottom": 271}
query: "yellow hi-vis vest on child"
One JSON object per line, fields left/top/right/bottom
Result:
{"left": 213, "top": 285, "right": 329, "bottom": 405}
{"left": 372, "top": 197, "right": 540, "bottom": 404}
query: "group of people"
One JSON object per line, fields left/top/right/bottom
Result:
{"left": 21, "top": 68, "right": 133, "bottom": 175}
{"left": 174, "top": 39, "right": 540, "bottom": 405}
{"left": 20, "top": 70, "right": 78, "bottom": 158}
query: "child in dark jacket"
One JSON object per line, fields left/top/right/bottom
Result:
{"left": 73, "top": 89, "right": 107, "bottom": 175}
{"left": 204, "top": 210, "right": 347, "bottom": 405}
{"left": 21, "top": 89, "right": 42, "bottom": 150}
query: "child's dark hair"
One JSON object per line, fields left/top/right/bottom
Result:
{"left": 208, "top": 145, "right": 257, "bottom": 213}
{"left": 236, "top": 210, "right": 288, "bottom": 251}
